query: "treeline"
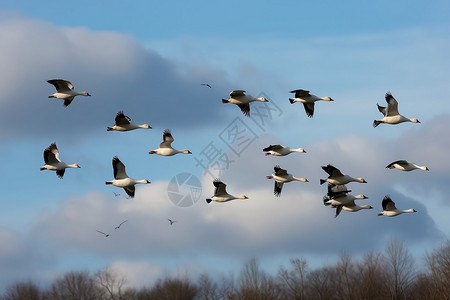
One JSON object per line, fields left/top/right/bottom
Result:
{"left": 2, "top": 239, "right": 450, "bottom": 300}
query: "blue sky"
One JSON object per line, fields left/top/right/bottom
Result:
{"left": 1, "top": 0, "right": 450, "bottom": 290}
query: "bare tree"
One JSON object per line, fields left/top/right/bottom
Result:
{"left": 43, "top": 271, "right": 101, "bottom": 300}
{"left": 144, "top": 276, "right": 198, "bottom": 300}
{"left": 96, "top": 267, "right": 134, "bottom": 300}
{"left": 384, "top": 239, "right": 415, "bottom": 300}
{"left": 355, "top": 250, "right": 388, "bottom": 300}
{"left": 2, "top": 281, "right": 41, "bottom": 300}
{"left": 423, "top": 241, "right": 450, "bottom": 299}
{"left": 278, "top": 258, "right": 308, "bottom": 300}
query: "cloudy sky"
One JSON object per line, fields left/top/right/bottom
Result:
{"left": 1, "top": 0, "right": 449, "bottom": 290}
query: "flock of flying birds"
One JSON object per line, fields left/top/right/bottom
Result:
{"left": 41, "top": 79, "right": 427, "bottom": 237}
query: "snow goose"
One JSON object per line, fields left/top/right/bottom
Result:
{"left": 263, "top": 144, "right": 306, "bottom": 156}
{"left": 320, "top": 164, "right": 367, "bottom": 185}
{"left": 386, "top": 160, "right": 429, "bottom": 171}
{"left": 323, "top": 184, "right": 368, "bottom": 206}
{"left": 107, "top": 111, "right": 151, "bottom": 131}
{"left": 115, "top": 220, "right": 128, "bottom": 230}
{"left": 47, "top": 79, "right": 91, "bottom": 107}
{"left": 96, "top": 230, "right": 110, "bottom": 237}
{"left": 222, "top": 90, "right": 269, "bottom": 117}
{"left": 40, "top": 143, "right": 80, "bottom": 178}
{"left": 289, "top": 89, "right": 333, "bottom": 117}
{"left": 324, "top": 198, "right": 373, "bottom": 218}
{"left": 266, "top": 165, "right": 309, "bottom": 197}
{"left": 373, "top": 92, "right": 420, "bottom": 127}
{"left": 148, "top": 129, "right": 192, "bottom": 156}
{"left": 378, "top": 195, "right": 417, "bottom": 217}
{"left": 105, "top": 156, "right": 150, "bottom": 197}
{"left": 206, "top": 179, "right": 248, "bottom": 203}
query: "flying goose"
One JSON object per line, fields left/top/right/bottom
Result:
{"left": 378, "top": 195, "right": 417, "bottom": 217}
{"left": 386, "top": 160, "right": 429, "bottom": 171}
{"left": 47, "top": 79, "right": 91, "bottom": 107}
{"left": 222, "top": 90, "right": 269, "bottom": 117}
{"left": 96, "top": 230, "right": 110, "bottom": 237}
{"left": 206, "top": 179, "right": 248, "bottom": 203}
{"left": 168, "top": 219, "right": 177, "bottom": 225}
{"left": 148, "top": 129, "right": 192, "bottom": 156}
{"left": 201, "top": 83, "right": 212, "bottom": 88}
{"left": 289, "top": 89, "right": 333, "bottom": 117}
{"left": 373, "top": 92, "right": 420, "bottom": 127}
{"left": 107, "top": 111, "right": 151, "bottom": 131}
{"left": 115, "top": 220, "right": 128, "bottom": 230}
{"left": 324, "top": 197, "right": 373, "bottom": 218}
{"left": 263, "top": 145, "right": 306, "bottom": 156}
{"left": 320, "top": 164, "right": 367, "bottom": 185}
{"left": 266, "top": 165, "right": 308, "bottom": 197}
{"left": 105, "top": 156, "right": 150, "bottom": 197}
{"left": 40, "top": 143, "right": 80, "bottom": 178}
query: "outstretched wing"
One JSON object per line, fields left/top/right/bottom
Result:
{"left": 115, "top": 111, "right": 131, "bottom": 125}
{"left": 43, "top": 142, "right": 60, "bottom": 164}
{"left": 385, "top": 92, "right": 399, "bottom": 116}
{"left": 386, "top": 160, "right": 408, "bottom": 168}
{"left": 303, "top": 102, "right": 315, "bottom": 117}
{"left": 322, "top": 164, "right": 344, "bottom": 177}
{"left": 112, "top": 156, "right": 128, "bottom": 179}
{"left": 47, "top": 79, "right": 73, "bottom": 92}
{"left": 263, "top": 145, "right": 282, "bottom": 152}
{"left": 230, "top": 90, "right": 246, "bottom": 97}
{"left": 213, "top": 179, "right": 228, "bottom": 195}
{"left": 274, "top": 165, "right": 288, "bottom": 176}
{"left": 237, "top": 104, "right": 250, "bottom": 117}
{"left": 160, "top": 129, "right": 174, "bottom": 148}
{"left": 382, "top": 195, "right": 396, "bottom": 211}
{"left": 290, "top": 89, "right": 310, "bottom": 98}
{"left": 274, "top": 181, "right": 284, "bottom": 197}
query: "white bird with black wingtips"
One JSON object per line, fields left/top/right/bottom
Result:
{"left": 373, "top": 91, "right": 420, "bottom": 127}
{"left": 289, "top": 89, "right": 333, "bottom": 117}
{"left": 47, "top": 79, "right": 91, "bottom": 107}
{"left": 40, "top": 143, "right": 80, "bottom": 178}
{"left": 206, "top": 179, "right": 248, "bottom": 203}
{"left": 105, "top": 156, "right": 150, "bottom": 198}
{"left": 320, "top": 164, "right": 367, "bottom": 185}
{"left": 386, "top": 160, "right": 429, "bottom": 172}
{"left": 148, "top": 129, "right": 191, "bottom": 156}
{"left": 263, "top": 145, "right": 306, "bottom": 156}
{"left": 222, "top": 90, "right": 269, "bottom": 117}
{"left": 266, "top": 165, "right": 308, "bottom": 197}
{"left": 107, "top": 111, "right": 151, "bottom": 131}
{"left": 378, "top": 195, "right": 417, "bottom": 217}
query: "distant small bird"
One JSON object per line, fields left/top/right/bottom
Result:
{"left": 107, "top": 111, "right": 151, "bottom": 131}
{"left": 168, "top": 219, "right": 177, "bottom": 225}
{"left": 105, "top": 156, "right": 150, "bottom": 197}
{"left": 378, "top": 195, "right": 417, "bottom": 217}
{"left": 112, "top": 192, "right": 121, "bottom": 197}
{"left": 266, "top": 165, "right": 308, "bottom": 197}
{"left": 320, "top": 164, "right": 367, "bottom": 185}
{"left": 206, "top": 179, "right": 248, "bottom": 203}
{"left": 373, "top": 92, "right": 420, "bottom": 127}
{"left": 289, "top": 89, "right": 333, "bottom": 117}
{"left": 386, "top": 160, "right": 429, "bottom": 172}
{"left": 115, "top": 220, "right": 128, "bottom": 230}
{"left": 96, "top": 230, "right": 110, "bottom": 237}
{"left": 149, "top": 129, "right": 192, "bottom": 156}
{"left": 263, "top": 144, "right": 306, "bottom": 156}
{"left": 47, "top": 79, "right": 91, "bottom": 107}
{"left": 201, "top": 83, "right": 212, "bottom": 88}
{"left": 222, "top": 90, "right": 269, "bottom": 117}
{"left": 40, "top": 143, "right": 80, "bottom": 178}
